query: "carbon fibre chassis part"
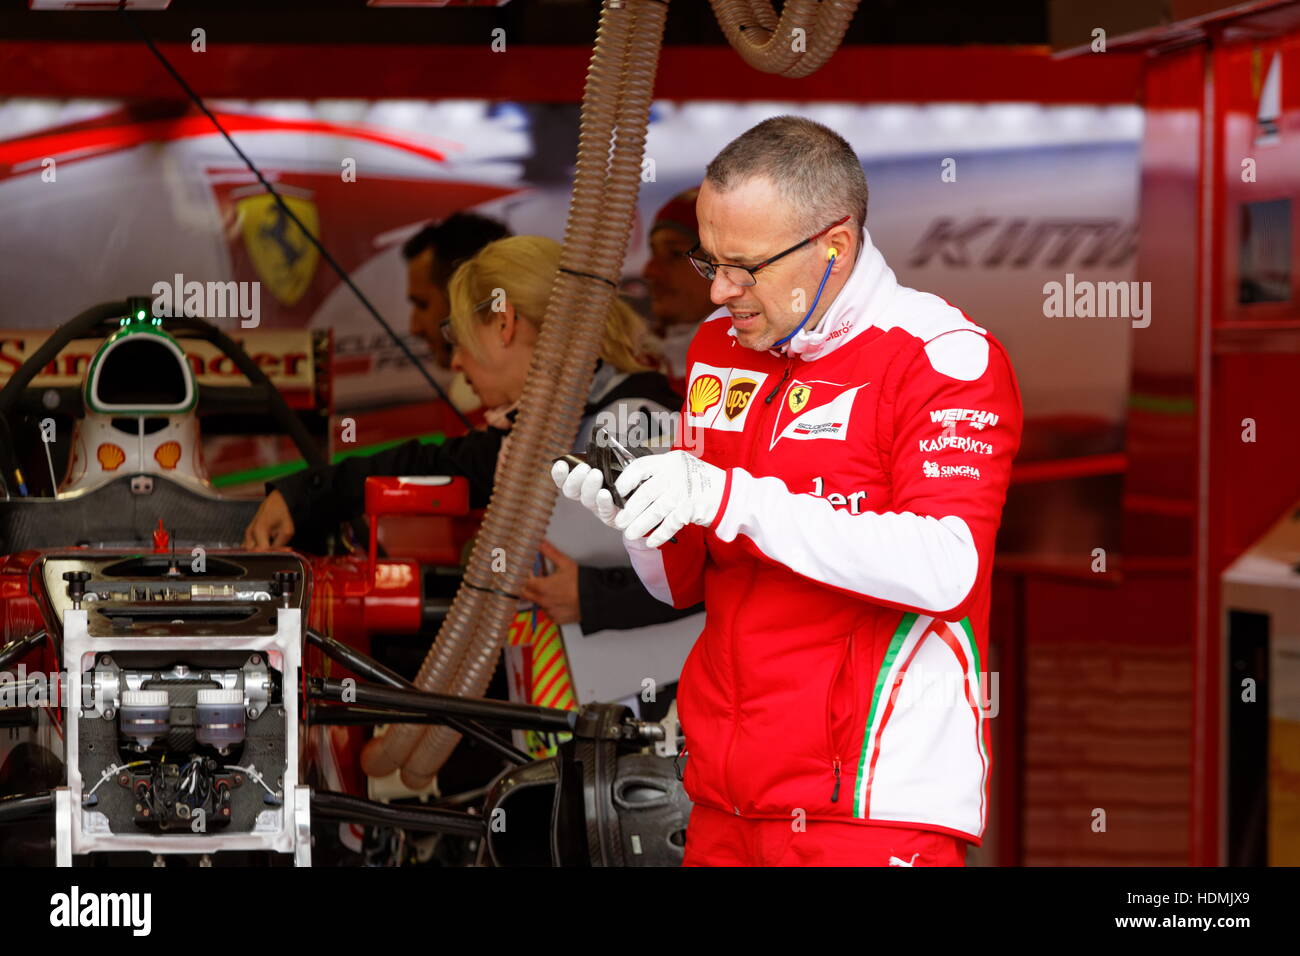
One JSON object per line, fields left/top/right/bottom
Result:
{"left": 477, "top": 701, "right": 689, "bottom": 867}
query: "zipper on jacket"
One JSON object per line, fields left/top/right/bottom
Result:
{"left": 723, "top": 356, "right": 791, "bottom": 815}
{"left": 763, "top": 363, "right": 792, "bottom": 404}
{"left": 720, "top": 353, "right": 798, "bottom": 816}
{"left": 723, "top": 562, "right": 762, "bottom": 816}
{"left": 826, "top": 633, "right": 855, "bottom": 805}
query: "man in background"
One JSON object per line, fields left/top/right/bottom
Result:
{"left": 641, "top": 188, "right": 715, "bottom": 393}
{"left": 402, "top": 212, "right": 512, "bottom": 409}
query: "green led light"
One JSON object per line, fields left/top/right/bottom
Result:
{"left": 136, "top": 310, "right": 145, "bottom": 320}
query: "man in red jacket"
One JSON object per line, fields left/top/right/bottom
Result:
{"left": 554, "top": 116, "right": 1022, "bottom": 866}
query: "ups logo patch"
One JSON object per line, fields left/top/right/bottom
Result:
{"left": 724, "top": 378, "right": 757, "bottom": 420}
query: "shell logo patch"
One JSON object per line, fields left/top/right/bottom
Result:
{"left": 787, "top": 384, "right": 813, "bottom": 414}
{"left": 686, "top": 362, "right": 768, "bottom": 432}
{"left": 97, "top": 443, "right": 125, "bottom": 471}
{"left": 689, "top": 374, "right": 723, "bottom": 416}
{"left": 154, "top": 441, "right": 182, "bottom": 470}
{"left": 724, "top": 378, "right": 757, "bottom": 421}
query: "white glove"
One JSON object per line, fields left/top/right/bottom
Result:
{"left": 552, "top": 459, "right": 621, "bottom": 528}
{"left": 612, "top": 450, "right": 727, "bottom": 548}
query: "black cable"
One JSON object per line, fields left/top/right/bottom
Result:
{"left": 311, "top": 677, "right": 576, "bottom": 733}
{"left": 0, "top": 630, "right": 46, "bottom": 672}
{"left": 558, "top": 266, "right": 618, "bottom": 289}
{"left": 0, "top": 791, "right": 54, "bottom": 823}
{"left": 121, "top": 9, "right": 471, "bottom": 431}
{"left": 311, "top": 789, "right": 486, "bottom": 838}
{"left": 462, "top": 579, "right": 523, "bottom": 601}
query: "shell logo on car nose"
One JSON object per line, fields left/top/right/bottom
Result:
{"left": 97, "top": 443, "right": 126, "bottom": 471}
{"left": 689, "top": 374, "right": 722, "bottom": 415}
{"left": 154, "top": 441, "right": 182, "bottom": 470}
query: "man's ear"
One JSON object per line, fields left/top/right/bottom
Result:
{"left": 826, "top": 222, "right": 856, "bottom": 274}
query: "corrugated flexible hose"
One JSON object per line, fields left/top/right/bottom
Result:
{"left": 710, "top": 0, "right": 859, "bottom": 78}
{"left": 362, "top": 0, "right": 860, "bottom": 788}
{"left": 363, "top": 0, "right": 670, "bottom": 787}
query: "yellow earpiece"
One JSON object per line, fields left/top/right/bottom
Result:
{"left": 827, "top": 246, "right": 838, "bottom": 260}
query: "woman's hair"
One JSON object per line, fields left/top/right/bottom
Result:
{"left": 445, "top": 234, "right": 654, "bottom": 373}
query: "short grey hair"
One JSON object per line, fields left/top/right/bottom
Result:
{"left": 705, "top": 115, "right": 868, "bottom": 240}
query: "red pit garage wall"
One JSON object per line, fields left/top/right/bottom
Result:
{"left": 1024, "top": 2, "right": 1300, "bottom": 865}
{"left": 1207, "top": 13, "right": 1300, "bottom": 867}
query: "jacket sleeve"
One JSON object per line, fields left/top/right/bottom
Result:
{"left": 710, "top": 330, "right": 1022, "bottom": 617}
{"left": 269, "top": 427, "right": 506, "bottom": 532}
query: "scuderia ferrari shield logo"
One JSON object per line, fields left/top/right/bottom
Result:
{"left": 686, "top": 362, "right": 768, "bottom": 432}
{"left": 770, "top": 379, "right": 866, "bottom": 449}
{"left": 787, "top": 384, "right": 812, "bottom": 413}
{"left": 237, "top": 193, "right": 320, "bottom": 306}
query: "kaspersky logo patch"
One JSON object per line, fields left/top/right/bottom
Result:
{"left": 686, "top": 363, "right": 768, "bottom": 432}
{"left": 770, "top": 380, "right": 865, "bottom": 449}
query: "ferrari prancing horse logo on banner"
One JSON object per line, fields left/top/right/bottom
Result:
{"left": 237, "top": 193, "right": 320, "bottom": 306}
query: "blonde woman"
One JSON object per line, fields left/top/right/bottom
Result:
{"left": 243, "top": 235, "right": 702, "bottom": 745}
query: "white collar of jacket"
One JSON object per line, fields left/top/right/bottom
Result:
{"left": 723, "top": 226, "right": 899, "bottom": 362}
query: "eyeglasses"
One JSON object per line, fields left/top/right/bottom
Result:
{"left": 440, "top": 295, "right": 496, "bottom": 348}
{"left": 685, "top": 215, "right": 850, "bottom": 288}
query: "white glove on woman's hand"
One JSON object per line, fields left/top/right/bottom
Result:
{"left": 611, "top": 450, "right": 726, "bottom": 548}
{"left": 551, "top": 459, "right": 621, "bottom": 529}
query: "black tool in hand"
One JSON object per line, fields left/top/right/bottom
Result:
{"left": 553, "top": 428, "right": 677, "bottom": 543}
{"left": 554, "top": 427, "right": 653, "bottom": 507}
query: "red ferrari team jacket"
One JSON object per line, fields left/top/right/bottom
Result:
{"left": 624, "top": 229, "right": 1023, "bottom": 843}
